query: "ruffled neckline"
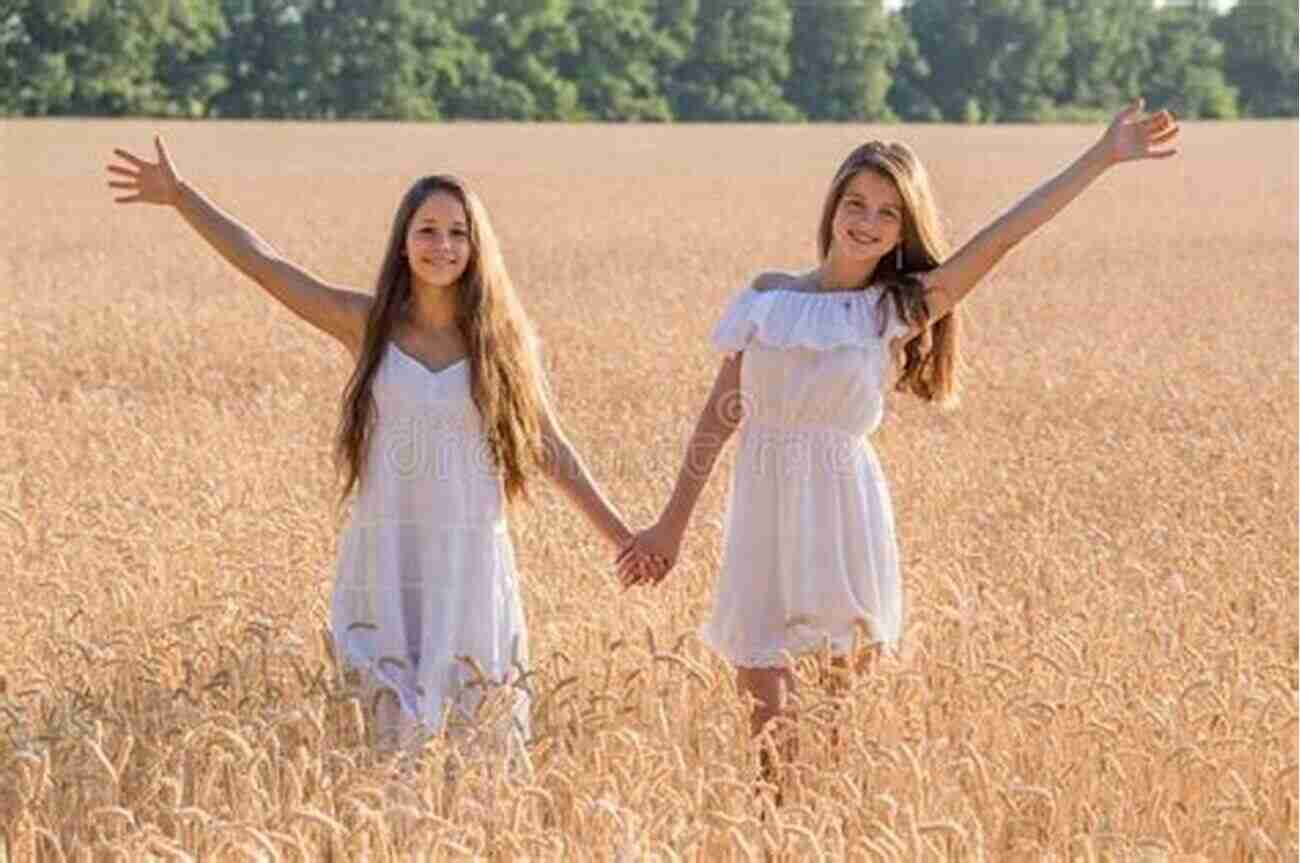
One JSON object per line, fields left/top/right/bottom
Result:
{"left": 712, "top": 282, "right": 904, "bottom": 353}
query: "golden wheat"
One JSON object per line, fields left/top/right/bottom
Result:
{"left": 0, "top": 118, "right": 1295, "bottom": 861}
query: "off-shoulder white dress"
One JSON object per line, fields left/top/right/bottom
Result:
{"left": 699, "top": 282, "right": 908, "bottom": 668}
{"left": 330, "top": 342, "right": 529, "bottom": 743}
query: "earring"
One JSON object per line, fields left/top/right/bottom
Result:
{"left": 895, "top": 244, "right": 904, "bottom": 270}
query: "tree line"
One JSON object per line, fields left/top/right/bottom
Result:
{"left": 3, "top": 0, "right": 1295, "bottom": 122}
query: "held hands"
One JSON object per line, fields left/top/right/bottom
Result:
{"left": 1099, "top": 97, "right": 1180, "bottom": 166}
{"left": 616, "top": 518, "right": 682, "bottom": 589}
{"left": 106, "top": 135, "right": 183, "bottom": 206}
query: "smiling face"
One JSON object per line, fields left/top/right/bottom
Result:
{"left": 829, "top": 168, "right": 905, "bottom": 264}
{"left": 405, "top": 191, "right": 472, "bottom": 290}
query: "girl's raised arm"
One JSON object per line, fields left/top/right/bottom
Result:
{"left": 919, "top": 98, "right": 1179, "bottom": 329}
{"left": 107, "top": 135, "right": 371, "bottom": 356}
{"left": 618, "top": 351, "right": 745, "bottom": 587}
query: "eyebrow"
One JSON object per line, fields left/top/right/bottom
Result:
{"left": 845, "top": 193, "right": 902, "bottom": 209}
{"left": 415, "top": 218, "right": 468, "bottom": 227}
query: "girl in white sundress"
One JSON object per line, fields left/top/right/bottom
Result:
{"left": 108, "top": 137, "right": 648, "bottom": 753}
{"left": 619, "top": 99, "right": 1180, "bottom": 752}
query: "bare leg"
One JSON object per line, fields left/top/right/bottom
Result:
{"left": 736, "top": 666, "right": 796, "bottom": 802}
{"left": 736, "top": 666, "right": 795, "bottom": 735}
{"left": 372, "top": 686, "right": 406, "bottom": 752}
{"left": 366, "top": 658, "right": 422, "bottom": 755}
{"left": 820, "top": 656, "right": 850, "bottom": 753}
{"left": 819, "top": 644, "right": 881, "bottom": 752}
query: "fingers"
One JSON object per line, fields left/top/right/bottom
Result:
{"left": 113, "top": 148, "right": 148, "bottom": 168}
{"left": 1148, "top": 121, "right": 1179, "bottom": 147}
{"left": 1145, "top": 108, "right": 1174, "bottom": 127}
{"left": 154, "top": 134, "right": 173, "bottom": 168}
{"left": 616, "top": 550, "right": 643, "bottom": 586}
{"left": 628, "top": 555, "right": 671, "bottom": 588}
{"left": 615, "top": 540, "right": 639, "bottom": 566}
{"left": 628, "top": 555, "right": 663, "bottom": 587}
{"left": 616, "top": 549, "right": 672, "bottom": 589}
{"left": 617, "top": 557, "right": 637, "bottom": 586}
{"left": 106, "top": 158, "right": 141, "bottom": 197}
{"left": 615, "top": 542, "right": 641, "bottom": 573}
{"left": 1142, "top": 110, "right": 1179, "bottom": 160}
{"left": 1149, "top": 125, "right": 1179, "bottom": 145}
{"left": 1144, "top": 110, "right": 1177, "bottom": 134}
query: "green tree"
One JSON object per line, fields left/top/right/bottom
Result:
{"left": 1, "top": 0, "right": 226, "bottom": 116}
{"left": 151, "top": 0, "right": 227, "bottom": 117}
{"left": 885, "top": 10, "right": 941, "bottom": 121}
{"left": 644, "top": 0, "right": 696, "bottom": 119}
{"left": 76, "top": 0, "right": 171, "bottom": 113}
{"left": 1142, "top": 2, "right": 1237, "bottom": 119}
{"left": 211, "top": 0, "right": 312, "bottom": 117}
{"left": 560, "top": 0, "right": 672, "bottom": 120}
{"left": 900, "top": 0, "right": 1069, "bottom": 122}
{"left": 297, "top": 0, "right": 438, "bottom": 119}
{"left": 420, "top": 0, "right": 531, "bottom": 120}
{"left": 669, "top": 0, "right": 799, "bottom": 121}
{"left": 214, "top": 0, "right": 465, "bottom": 120}
{"left": 1045, "top": 0, "right": 1155, "bottom": 117}
{"left": 787, "top": 0, "right": 897, "bottom": 121}
{"left": 0, "top": 0, "right": 80, "bottom": 115}
{"left": 456, "top": 0, "right": 581, "bottom": 120}
{"left": 1214, "top": 0, "right": 1297, "bottom": 117}
{"left": 651, "top": 0, "right": 697, "bottom": 66}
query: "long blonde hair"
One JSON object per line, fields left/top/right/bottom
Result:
{"left": 335, "top": 176, "right": 548, "bottom": 505}
{"left": 818, "top": 141, "right": 961, "bottom": 405}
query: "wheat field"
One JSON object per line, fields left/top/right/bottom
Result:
{"left": 1, "top": 119, "right": 1296, "bottom": 861}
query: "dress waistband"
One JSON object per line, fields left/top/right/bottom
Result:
{"left": 740, "top": 420, "right": 866, "bottom": 443}
{"left": 734, "top": 422, "right": 873, "bottom": 479}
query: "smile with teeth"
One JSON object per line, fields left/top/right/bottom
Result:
{"left": 848, "top": 230, "right": 880, "bottom": 245}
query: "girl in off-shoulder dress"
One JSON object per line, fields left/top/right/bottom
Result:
{"left": 620, "top": 100, "right": 1180, "bottom": 759}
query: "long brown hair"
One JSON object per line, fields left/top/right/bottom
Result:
{"left": 335, "top": 176, "right": 548, "bottom": 506}
{"left": 818, "top": 141, "right": 962, "bottom": 405}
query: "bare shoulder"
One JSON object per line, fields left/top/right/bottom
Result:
{"left": 750, "top": 271, "right": 801, "bottom": 294}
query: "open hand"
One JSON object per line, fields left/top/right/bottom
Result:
{"left": 1101, "top": 97, "right": 1179, "bottom": 165}
{"left": 106, "top": 135, "right": 183, "bottom": 206}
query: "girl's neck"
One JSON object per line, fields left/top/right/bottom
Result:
{"left": 407, "top": 278, "right": 459, "bottom": 331}
{"left": 818, "top": 249, "right": 879, "bottom": 292}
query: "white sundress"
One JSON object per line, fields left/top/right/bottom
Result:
{"left": 330, "top": 342, "right": 529, "bottom": 743}
{"left": 699, "top": 281, "right": 909, "bottom": 668}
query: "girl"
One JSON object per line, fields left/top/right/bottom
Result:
{"left": 107, "top": 137, "right": 653, "bottom": 752}
{"left": 619, "top": 99, "right": 1179, "bottom": 746}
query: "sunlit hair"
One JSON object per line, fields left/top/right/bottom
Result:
{"left": 335, "top": 176, "right": 548, "bottom": 506}
{"left": 818, "top": 141, "right": 962, "bottom": 405}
